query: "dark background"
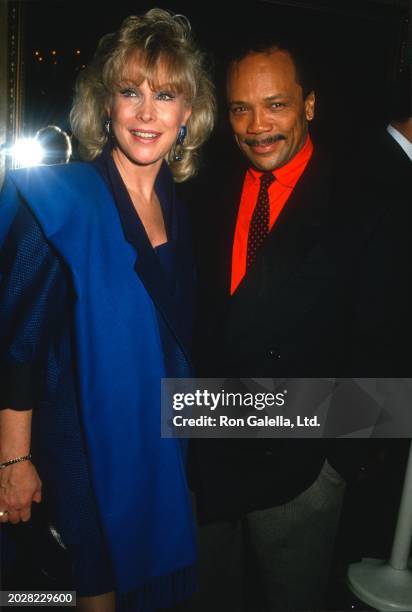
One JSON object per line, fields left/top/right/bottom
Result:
{"left": 4, "top": 1, "right": 411, "bottom": 606}
{"left": 21, "top": 0, "right": 409, "bottom": 156}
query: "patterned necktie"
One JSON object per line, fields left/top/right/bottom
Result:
{"left": 246, "top": 171, "right": 275, "bottom": 268}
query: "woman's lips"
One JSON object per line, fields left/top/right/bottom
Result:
{"left": 129, "top": 129, "right": 161, "bottom": 143}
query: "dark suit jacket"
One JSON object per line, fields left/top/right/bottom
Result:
{"left": 333, "top": 128, "right": 412, "bottom": 377}
{"left": 189, "top": 147, "right": 360, "bottom": 524}
{"left": 214, "top": 151, "right": 343, "bottom": 377}
{"left": 189, "top": 132, "right": 411, "bottom": 523}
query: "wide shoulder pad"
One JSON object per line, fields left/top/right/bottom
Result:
{"left": 6, "top": 163, "right": 113, "bottom": 240}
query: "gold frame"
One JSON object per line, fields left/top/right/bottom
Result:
{"left": 0, "top": 0, "right": 25, "bottom": 185}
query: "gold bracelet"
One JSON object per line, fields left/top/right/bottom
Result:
{"left": 0, "top": 454, "right": 32, "bottom": 469}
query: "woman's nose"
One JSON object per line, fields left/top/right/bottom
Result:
{"left": 137, "top": 96, "right": 155, "bottom": 122}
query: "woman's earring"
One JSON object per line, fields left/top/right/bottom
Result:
{"left": 104, "top": 118, "right": 111, "bottom": 134}
{"left": 174, "top": 125, "right": 187, "bottom": 161}
{"left": 176, "top": 125, "right": 187, "bottom": 146}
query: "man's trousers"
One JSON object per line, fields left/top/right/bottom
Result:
{"left": 188, "top": 460, "right": 346, "bottom": 612}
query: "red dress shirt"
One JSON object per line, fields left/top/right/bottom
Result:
{"left": 231, "top": 135, "right": 314, "bottom": 294}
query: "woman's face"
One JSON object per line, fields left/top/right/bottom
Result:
{"left": 109, "top": 64, "right": 191, "bottom": 171}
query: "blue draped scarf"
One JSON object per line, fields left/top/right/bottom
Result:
{"left": 0, "top": 161, "right": 196, "bottom": 609}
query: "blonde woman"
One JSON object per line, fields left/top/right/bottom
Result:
{"left": 0, "top": 9, "right": 215, "bottom": 611}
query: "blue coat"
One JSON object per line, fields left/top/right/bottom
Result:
{"left": 0, "top": 154, "right": 197, "bottom": 609}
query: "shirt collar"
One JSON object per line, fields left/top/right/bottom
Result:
{"left": 247, "top": 135, "right": 314, "bottom": 187}
{"left": 387, "top": 124, "right": 412, "bottom": 162}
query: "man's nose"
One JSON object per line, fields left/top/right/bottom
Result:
{"left": 247, "top": 108, "right": 271, "bottom": 133}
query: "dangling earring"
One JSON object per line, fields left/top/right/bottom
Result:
{"left": 176, "top": 125, "right": 187, "bottom": 145}
{"left": 174, "top": 125, "right": 187, "bottom": 161}
{"left": 104, "top": 118, "right": 111, "bottom": 134}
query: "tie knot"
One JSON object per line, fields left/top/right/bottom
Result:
{"left": 260, "top": 172, "right": 275, "bottom": 189}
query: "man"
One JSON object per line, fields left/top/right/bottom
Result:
{"left": 189, "top": 40, "right": 356, "bottom": 612}
{"left": 336, "top": 117, "right": 412, "bottom": 377}
{"left": 327, "top": 58, "right": 412, "bottom": 573}
{"left": 332, "top": 46, "right": 411, "bottom": 377}
{"left": 34, "top": 125, "right": 72, "bottom": 165}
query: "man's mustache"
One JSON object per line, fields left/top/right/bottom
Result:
{"left": 243, "top": 134, "right": 286, "bottom": 147}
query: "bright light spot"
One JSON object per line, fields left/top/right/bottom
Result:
{"left": 76, "top": 49, "right": 81, "bottom": 55}
{"left": 52, "top": 50, "right": 56, "bottom": 55}
{"left": 34, "top": 50, "right": 39, "bottom": 56}
{"left": 9, "top": 139, "right": 44, "bottom": 167}
{"left": 38, "top": 57, "right": 43, "bottom": 62}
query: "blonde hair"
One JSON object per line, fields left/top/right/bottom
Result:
{"left": 70, "top": 8, "right": 215, "bottom": 182}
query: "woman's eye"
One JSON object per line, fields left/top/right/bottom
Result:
{"left": 120, "top": 88, "right": 137, "bottom": 98}
{"left": 156, "top": 91, "right": 175, "bottom": 101}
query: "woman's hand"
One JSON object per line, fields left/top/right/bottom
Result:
{"left": 0, "top": 461, "right": 42, "bottom": 523}
{"left": 0, "top": 408, "right": 40, "bottom": 523}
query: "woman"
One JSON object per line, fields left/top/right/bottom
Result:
{"left": 0, "top": 8, "right": 214, "bottom": 611}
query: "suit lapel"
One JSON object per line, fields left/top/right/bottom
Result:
{"left": 219, "top": 159, "right": 248, "bottom": 294}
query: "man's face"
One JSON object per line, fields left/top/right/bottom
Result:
{"left": 227, "top": 50, "right": 315, "bottom": 171}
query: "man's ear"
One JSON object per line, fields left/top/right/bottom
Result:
{"left": 305, "top": 91, "right": 315, "bottom": 121}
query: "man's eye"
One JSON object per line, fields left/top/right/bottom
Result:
{"left": 271, "top": 102, "right": 285, "bottom": 109}
{"left": 231, "top": 106, "right": 248, "bottom": 114}
{"left": 156, "top": 91, "right": 175, "bottom": 101}
{"left": 120, "top": 88, "right": 138, "bottom": 98}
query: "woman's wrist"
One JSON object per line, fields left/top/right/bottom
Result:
{"left": 0, "top": 454, "right": 32, "bottom": 469}
{"left": 0, "top": 443, "right": 31, "bottom": 464}
{"left": 0, "top": 408, "right": 32, "bottom": 463}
